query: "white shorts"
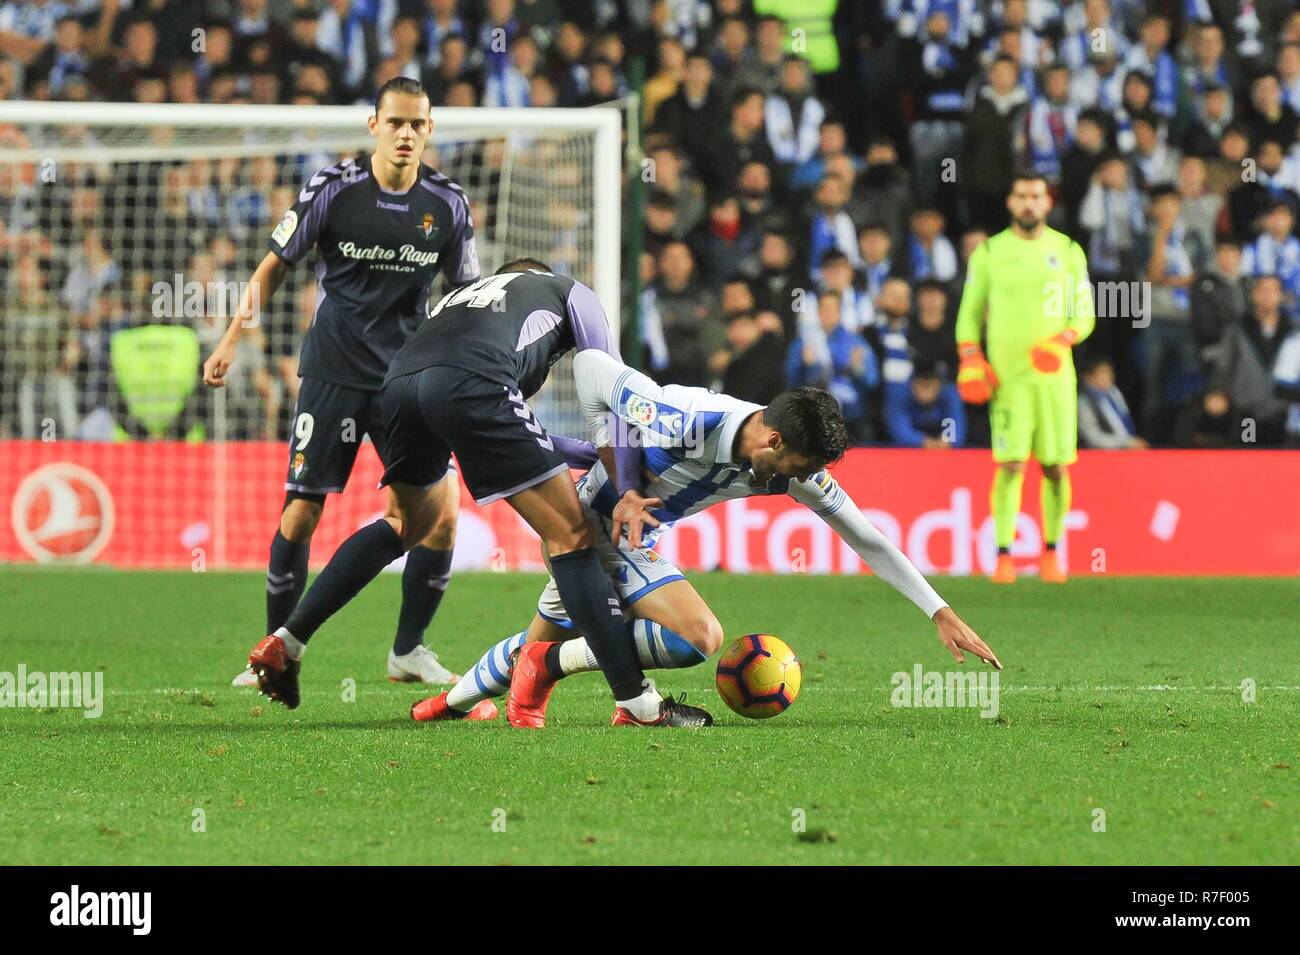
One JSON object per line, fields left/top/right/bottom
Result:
{"left": 536, "top": 479, "right": 685, "bottom": 629}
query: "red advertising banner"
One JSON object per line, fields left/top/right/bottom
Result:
{"left": 1, "top": 441, "right": 1297, "bottom": 576}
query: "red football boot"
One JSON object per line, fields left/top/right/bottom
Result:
{"left": 410, "top": 690, "right": 498, "bottom": 723}
{"left": 248, "top": 635, "right": 301, "bottom": 709}
{"left": 506, "top": 641, "right": 559, "bottom": 729}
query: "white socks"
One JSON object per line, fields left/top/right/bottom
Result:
{"left": 616, "top": 680, "right": 662, "bottom": 722}
{"left": 558, "top": 640, "right": 598, "bottom": 675}
{"left": 275, "top": 627, "right": 306, "bottom": 660}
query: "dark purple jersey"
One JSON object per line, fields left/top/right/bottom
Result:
{"left": 384, "top": 269, "right": 617, "bottom": 398}
{"left": 268, "top": 156, "right": 480, "bottom": 390}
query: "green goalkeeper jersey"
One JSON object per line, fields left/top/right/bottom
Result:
{"left": 955, "top": 227, "right": 1096, "bottom": 383}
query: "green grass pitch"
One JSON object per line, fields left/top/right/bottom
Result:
{"left": 0, "top": 568, "right": 1294, "bottom": 865}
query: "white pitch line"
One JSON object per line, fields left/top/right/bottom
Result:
{"left": 95, "top": 684, "right": 1300, "bottom": 697}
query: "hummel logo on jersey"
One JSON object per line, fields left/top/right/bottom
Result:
{"left": 506, "top": 388, "right": 554, "bottom": 451}
{"left": 377, "top": 200, "right": 409, "bottom": 212}
{"left": 515, "top": 309, "right": 563, "bottom": 351}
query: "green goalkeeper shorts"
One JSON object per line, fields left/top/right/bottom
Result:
{"left": 989, "top": 377, "right": 1078, "bottom": 465}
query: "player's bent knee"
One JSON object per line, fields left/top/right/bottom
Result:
{"left": 547, "top": 520, "right": 595, "bottom": 555}
{"left": 688, "top": 615, "right": 725, "bottom": 657}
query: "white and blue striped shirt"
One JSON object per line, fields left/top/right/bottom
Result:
{"left": 572, "top": 350, "right": 948, "bottom": 616}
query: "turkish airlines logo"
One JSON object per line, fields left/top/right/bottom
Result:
{"left": 12, "top": 463, "right": 115, "bottom": 564}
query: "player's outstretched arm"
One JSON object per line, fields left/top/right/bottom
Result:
{"left": 203, "top": 251, "right": 288, "bottom": 387}
{"left": 789, "top": 475, "right": 1002, "bottom": 669}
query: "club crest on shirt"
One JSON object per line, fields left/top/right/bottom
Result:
{"left": 1046, "top": 253, "right": 1061, "bottom": 268}
{"left": 626, "top": 395, "right": 657, "bottom": 426}
{"left": 420, "top": 213, "right": 437, "bottom": 239}
{"left": 291, "top": 452, "right": 306, "bottom": 479}
{"left": 271, "top": 209, "right": 298, "bottom": 247}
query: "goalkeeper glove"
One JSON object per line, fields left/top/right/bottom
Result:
{"left": 1029, "top": 329, "right": 1080, "bottom": 374}
{"left": 957, "top": 342, "right": 999, "bottom": 404}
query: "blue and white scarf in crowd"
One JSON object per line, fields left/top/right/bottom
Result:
{"left": 422, "top": 13, "right": 466, "bottom": 67}
{"left": 1163, "top": 222, "right": 1194, "bottom": 311}
{"left": 1126, "top": 45, "right": 1179, "bottom": 117}
{"left": 1243, "top": 233, "right": 1300, "bottom": 301}
{"left": 1084, "top": 385, "right": 1136, "bottom": 438}
{"left": 1274, "top": 331, "right": 1300, "bottom": 435}
{"left": 1026, "top": 95, "right": 1077, "bottom": 178}
{"left": 908, "top": 234, "right": 958, "bottom": 283}
{"left": 889, "top": 0, "right": 984, "bottom": 47}
{"left": 484, "top": 67, "right": 530, "bottom": 108}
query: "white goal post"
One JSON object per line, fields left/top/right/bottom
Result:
{"left": 0, "top": 100, "right": 624, "bottom": 570}
{"left": 0, "top": 100, "right": 623, "bottom": 330}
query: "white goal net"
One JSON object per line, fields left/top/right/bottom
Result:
{"left": 0, "top": 102, "right": 622, "bottom": 569}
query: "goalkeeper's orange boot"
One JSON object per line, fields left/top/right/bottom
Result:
{"left": 506, "top": 641, "right": 559, "bottom": 729}
{"left": 1040, "top": 549, "right": 1067, "bottom": 583}
{"left": 991, "top": 553, "right": 1017, "bottom": 584}
{"left": 410, "top": 690, "right": 498, "bottom": 722}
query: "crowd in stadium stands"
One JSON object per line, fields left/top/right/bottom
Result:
{"left": 2, "top": 1, "right": 1300, "bottom": 448}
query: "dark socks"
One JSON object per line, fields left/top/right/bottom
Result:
{"left": 284, "top": 520, "right": 404, "bottom": 644}
{"left": 266, "top": 530, "right": 309, "bottom": 634}
{"left": 393, "top": 546, "right": 453, "bottom": 656}
{"left": 543, "top": 642, "right": 565, "bottom": 681}
{"left": 548, "top": 548, "right": 645, "bottom": 700}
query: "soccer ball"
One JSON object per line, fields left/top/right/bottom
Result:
{"left": 714, "top": 634, "right": 802, "bottom": 719}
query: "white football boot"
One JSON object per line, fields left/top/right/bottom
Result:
{"left": 387, "top": 645, "right": 460, "bottom": 684}
{"left": 232, "top": 667, "right": 259, "bottom": 687}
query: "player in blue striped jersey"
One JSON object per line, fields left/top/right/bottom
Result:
{"left": 414, "top": 350, "right": 1001, "bottom": 727}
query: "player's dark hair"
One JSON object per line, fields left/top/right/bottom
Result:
{"left": 1008, "top": 171, "right": 1050, "bottom": 193}
{"left": 375, "top": 76, "right": 429, "bottom": 114}
{"left": 765, "top": 388, "right": 849, "bottom": 466}
{"left": 495, "top": 257, "right": 552, "bottom": 274}
{"left": 819, "top": 249, "right": 850, "bottom": 268}
{"left": 730, "top": 84, "right": 764, "bottom": 109}
{"left": 1148, "top": 183, "right": 1180, "bottom": 203}
{"left": 911, "top": 359, "right": 942, "bottom": 381}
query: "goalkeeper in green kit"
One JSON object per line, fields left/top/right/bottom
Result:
{"left": 955, "top": 173, "right": 1095, "bottom": 584}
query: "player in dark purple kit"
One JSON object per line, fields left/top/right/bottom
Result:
{"left": 203, "top": 78, "right": 479, "bottom": 687}
{"left": 247, "top": 261, "right": 713, "bottom": 727}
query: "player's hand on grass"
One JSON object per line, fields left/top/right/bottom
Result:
{"left": 933, "top": 606, "right": 1002, "bottom": 670}
{"left": 612, "top": 489, "right": 662, "bottom": 549}
{"left": 203, "top": 342, "right": 237, "bottom": 387}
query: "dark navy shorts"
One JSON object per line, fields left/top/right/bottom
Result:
{"left": 380, "top": 367, "right": 568, "bottom": 504}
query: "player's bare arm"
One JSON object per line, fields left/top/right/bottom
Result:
{"left": 202, "top": 250, "right": 288, "bottom": 387}
{"left": 933, "top": 606, "right": 1001, "bottom": 669}
{"left": 788, "top": 473, "right": 1003, "bottom": 669}
{"left": 595, "top": 444, "right": 661, "bottom": 549}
